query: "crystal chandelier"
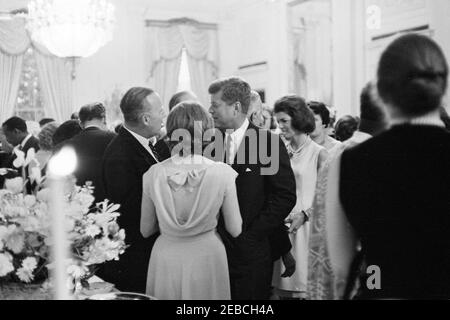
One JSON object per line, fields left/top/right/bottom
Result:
{"left": 26, "top": 0, "right": 115, "bottom": 58}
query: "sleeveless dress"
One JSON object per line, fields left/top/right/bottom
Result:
{"left": 142, "top": 156, "right": 238, "bottom": 300}
{"left": 273, "top": 137, "right": 324, "bottom": 295}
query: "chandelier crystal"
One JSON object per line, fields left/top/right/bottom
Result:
{"left": 26, "top": 0, "right": 115, "bottom": 58}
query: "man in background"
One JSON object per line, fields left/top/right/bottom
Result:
{"left": 101, "top": 87, "right": 169, "bottom": 293}
{"left": 1, "top": 116, "right": 40, "bottom": 189}
{"left": 64, "top": 103, "right": 116, "bottom": 202}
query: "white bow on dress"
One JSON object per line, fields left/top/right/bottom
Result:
{"left": 167, "top": 168, "right": 207, "bottom": 192}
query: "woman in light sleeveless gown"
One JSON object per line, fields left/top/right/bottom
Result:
{"left": 272, "top": 96, "right": 328, "bottom": 299}
{"left": 140, "top": 102, "right": 242, "bottom": 300}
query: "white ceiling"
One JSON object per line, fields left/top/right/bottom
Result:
{"left": 0, "top": 0, "right": 262, "bottom": 13}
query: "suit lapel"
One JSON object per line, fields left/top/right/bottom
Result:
{"left": 118, "top": 127, "right": 156, "bottom": 167}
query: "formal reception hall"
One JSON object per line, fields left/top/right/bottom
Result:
{"left": 0, "top": 0, "right": 449, "bottom": 301}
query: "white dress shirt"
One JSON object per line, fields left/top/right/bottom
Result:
{"left": 225, "top": 118, "right": 249, "bottom": 164}
{"left": 123, "top": 125, "right": 159, "bottom": 162}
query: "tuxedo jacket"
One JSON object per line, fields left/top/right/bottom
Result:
{"left": 64, "top": 127, "right": 116, "bottom": 202}
{"left": 100, "top": 126, "right": 170, "bottom": 293}
{"left": 217, "top": 123, "right": 296, "bottom": 298}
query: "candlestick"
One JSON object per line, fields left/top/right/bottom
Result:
{"left": 47, "top": 146, "right": 77, "bottom": 300}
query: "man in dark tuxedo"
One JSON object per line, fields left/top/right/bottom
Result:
{"left": 101, "top": 87, "right": 169, "bottom": 293}
{"left": 208, "top": 77, "right": 297, "bottom": 300}
{"left": 64, "top": 103, "right": 116, "bottom": 202}
{"left": 1, "top": 117, "right": 40, "bottom": 187}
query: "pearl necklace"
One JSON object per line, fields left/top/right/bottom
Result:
{"left": 287, "top": 137, "right": 311, "bottom": 159}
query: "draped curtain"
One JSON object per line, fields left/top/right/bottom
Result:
{"left": 291, "top": 17, "right": 332, "bottom": 105}
{"left": 0, "top": 18, "right": 73, "bottom": 122}
{"left": 145, "top": 20, "right": 219, "bottom": 112}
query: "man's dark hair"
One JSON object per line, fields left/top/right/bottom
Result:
{"left": 79, "top": 102, "right": 106, "bottom": 124}
{"left": 208, "top": 77, "right": 251, "bottom": 114}
{"left": 39, "top": 118, "right": 55, "bottom": 127}
{"left": 120, "top": 87, "right": 154, "bottom": 123}
{"left": 168, "top": 91, "right": 196, "bottom": 111}
{"left": 71, "top": 112, "right": 79, "bottom": 120}
{"left": 2, "top": 116, "right": 27, "bottom": 133}
{"left": 308, "top": 101, "right": 331, "bottom": 127}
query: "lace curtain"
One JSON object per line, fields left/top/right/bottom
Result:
{"left": 145, "top": 20, "right": 219, "bottom": 112}
{"left": 0, "top": 18, "right": 73, "bottom": 122}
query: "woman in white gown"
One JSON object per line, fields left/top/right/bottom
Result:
{"left": 272, "top": 95, "right": 328, "bottom": 299}
{"left": 140, "top": 102, "right": 242, "bottom": 300}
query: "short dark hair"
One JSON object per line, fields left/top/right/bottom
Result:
{"left": 71, "top": 112, "right": 79, "bottom": 120}
{"left": 335, "top": 115, "right": 359, "bottom": 142}
{"left": 39, "top": 118, "right": 55, "bottom": 127}
{"left": 2, "top": 116, "right": 27, "bottom": 133}
{"left": 120, "top": 87, "right": 154, "bottom": 123}
{"left": 274, "top": 95, "right": 315, "bottom": 134}
{"left": 377, "top": 34, "right": 448, "bottom": 117}
{"left": 168, "top": 91, "right": 196, "bottom": 111}
{"left": 79, "top": 102, "right": 106, "bottom": 124}
{"left": 52, "top": 120, "right": 82, "bottom": 147}
{"left": 308, "top": 101, "right": 331, "bottom": 127}
{"left": 208, "top": 77, "right": 251, "bottom": 114}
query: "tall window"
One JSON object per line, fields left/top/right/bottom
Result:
{"left": 15, "top": 47, "right": 45, "bottom": 122}
{"left": 176, "top": 48, "right": 192, "bottom": 92}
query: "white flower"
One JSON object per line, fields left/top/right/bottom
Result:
{"left": 85, "top": 224, "right": 101, "bottom": 238}
{"left": 24, "top": 148, "right": 36, "bottom": 166}
{"left": 22, "top": 257, "right": 38, "bottom": 273}
{"left": 4, "top": 177, "right": 24, "bottom": 194}
{"left": 16, "top": 267, "right": 34, "bottom": 283}
{"left": 75, "top": 192, "right": 95, "bottom": 209}
{"left": 5, "top": 205, "right": 27, "bottom": 218}
{"left": 23, "top": 195, "right": 37, "bottom": 207}
{"left": 118, "top": 229, "right": 126, "bottom": 241}
{"left": 107, "top": 222, "right": 120, "bottom": 235}
{"left": 5, "top": 226, "right": 25, "bottom": 254}
{"left": 12, "top": 149, "right": 25, "bottom": 168}
{"left": 36, "top": 188, "right": 50, "bottom": 202}
{"left": 0, "top": 225, "right": 8, "bottom": 238}
{"left": 67, "top": 264, "right": 88, "bottom": 279}
{"left": 29, "top": 167, "right": 42, "bottom": 185}
{"left": 0, "top": 253, "right": 14, "bottom": 277}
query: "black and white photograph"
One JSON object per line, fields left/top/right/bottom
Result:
{"left": 0, "top": 0, "right": 449, "bottom": 306}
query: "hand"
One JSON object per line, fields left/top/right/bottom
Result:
{"left": 281, "top": 252, "right": 296, "bottom": 278}
{"left": 287, "top": 212, "right": 307, "bottom": 234}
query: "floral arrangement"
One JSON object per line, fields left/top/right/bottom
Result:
{"left": 0, "top": 148, "right": 127, "bottom": 290}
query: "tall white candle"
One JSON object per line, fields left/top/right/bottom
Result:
{"left": 47, "top": 147, "right": 77, "bottom": 300}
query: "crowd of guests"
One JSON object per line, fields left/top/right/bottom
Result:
{"left": 0, "top": 34, "right": 449, "bottom": 300}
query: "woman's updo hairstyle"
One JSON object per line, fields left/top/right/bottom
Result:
{"left": 166, "top": 101, "right": 214, "bottom": 155}
{"left": 377, "top": 34, "right": 448, "bottom": 117}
